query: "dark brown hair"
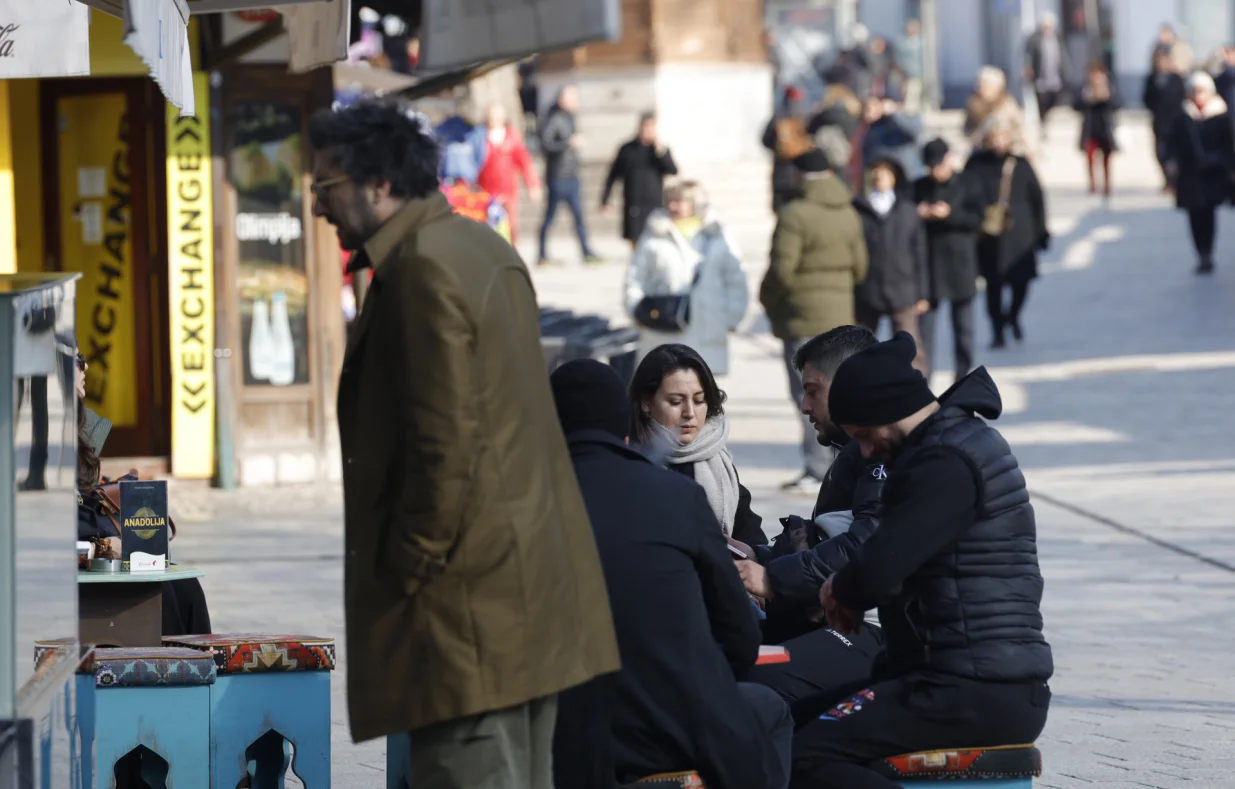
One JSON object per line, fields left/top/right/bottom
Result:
{"left": 77, "top": 403, "right": 101, "bottom": 491}
{"left": 629, "top": 344, "right": 727, "bottom": 444}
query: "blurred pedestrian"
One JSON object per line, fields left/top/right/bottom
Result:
{"left": 858, "top": 97, "right": 924, "bottom": 182}
{"left": 310, "top": 101, "right": 620, "bottom": 782}
{"left": 476, "top": 101, "right": 541, "bottom": 245}
{"left": 539, "top": 85, "right": 604, "bottom": 266}
{"left": 1152, "top": 24, "right": 1178, "bottom": 64}
{"left": 967, "top": 117, "right": 1049, "bottom": 349}
{"left": 625, "top": 180, "right": 748, "bottom": 376}
{"left": 1074, "top": 63, "right": 1120, "bottom": 198}
{"left": 1165, "top": 71, "right": 1235, "bottom": 275}
{"left": 897, "top": 19, "right": 925, "bottom": 114}
{"left": 762, "top": 86, "right": 813, "bottom": 212}
{"left": 964, "top": 66, "right": 1028, "bottom": 156}
{"left": 843, "top": 24, "right": 874, "bottom": 100}
{"left": 1214, "top": 46, "right": 1235, "bottom": 106}
{"left": 1023, "top": 12, "right": 1074, "bottom": 136}
{"left": 760, "top": 149, "right": 868, "bottom": 493}
{"left": 914, "top": 140, "right": 983, "bottom": 381}
{"left": 435, "top": 96, "right": 487, "bottom": 186}
{"left": 549, "top": 359, "right": 792, "bottom": 789}
{"left": 806, "top": 84, "right": 862, "bottom": 191}
{"left": 1143, "top": 49, "right": 1186, "bottom": 191}
{"left": 602, "top": 112, "right": 678, "bottom": 248}
{"left": 853, "top": 159, "right": 930, "bottom": 375}
{"left": 868, "top": 36, "right": 894, "bottom": 99}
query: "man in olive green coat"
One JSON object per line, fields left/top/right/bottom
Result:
{"left": 310, "top": 102, "right": 620, "bottom": 788}
{"left": 759, "top": 149, "right": 868, "bottom": 493}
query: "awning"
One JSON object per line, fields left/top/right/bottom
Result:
{"left": 0, "top": 0, "right": 91, "bottom": 79}
{"left": 124, "top": 0, "right": 195, "bottom": 115}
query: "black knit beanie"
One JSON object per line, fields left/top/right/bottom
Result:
{"left": 828, "top": 331, "right": 936, "bottom": 427}
{"left": 550, "top": 359, "right": 632, "bottom": 439}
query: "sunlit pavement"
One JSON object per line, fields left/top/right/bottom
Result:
{"left": 170, "top": 111, "right": 1235, "bottom": 786}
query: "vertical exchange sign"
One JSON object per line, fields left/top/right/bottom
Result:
{"left": 166, "top": 72, "right": 215, "bottom": 478}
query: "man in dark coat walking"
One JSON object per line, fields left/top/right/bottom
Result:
{"left": 549, "top": 359, "right": 793, "bottom": 789}
{"left": 792, "top": 332, "right": 1053, "bottom": 789}
{"left": 312, "top": 102, "right": 620, "bottom": 785}
{"left": 601, "top": 112, "right": 678, "bottom": 247}
{"left": 913, "top": 139, "right": 983, "bottom": 380}
{"left": 539, "top": 84, "right": 604, "bottom": 265}
{"left": 1142, "top": 49, "right": 1186, "bottom": 190}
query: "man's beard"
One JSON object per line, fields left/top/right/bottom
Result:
{"left": 815, "top": 422, "right": 850, "bottom": 448}
{"left": 334, "top": 197, "right": 382, "bottom": 251}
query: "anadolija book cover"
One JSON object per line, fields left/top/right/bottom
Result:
{"left": 120, "top": 480, "right": 169, "bottom": 572}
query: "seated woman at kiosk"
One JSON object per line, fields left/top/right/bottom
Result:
{"left": 73, "top": 350, "right": 212, "bottom": 637}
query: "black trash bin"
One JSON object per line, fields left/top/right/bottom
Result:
{"left": 562, "top": 326, "right": 639, "bottom": 385}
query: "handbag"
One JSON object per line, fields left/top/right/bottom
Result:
{"left": 632, "top": 261, "right": 702, "bottom": 333}
{"left": 981, "top": 156, "right": 1018, "bottom": 237}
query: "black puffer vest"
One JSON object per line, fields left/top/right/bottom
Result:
{"left": 878, "top": 369, "right": 1054, "bottom": 683}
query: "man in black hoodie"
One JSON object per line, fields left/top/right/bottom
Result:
{"left": 790, "top": 332, "right": 1053, "bottom": 789}
{"left": 739, "top": 326, "right": 886, "bottom": 707}
{"left": 549, "top": 359, "right": 793, "bottom": 789}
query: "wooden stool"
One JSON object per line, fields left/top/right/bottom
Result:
{"left": 82, "top": 646, "right": 217, "bottom": 789}
{"left": 869, "top": 744, "right": 1042, "bottom": 788}
{"left": 165, "top": 633, "right": 334, "bottom": 789}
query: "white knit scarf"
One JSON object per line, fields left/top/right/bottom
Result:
{"left": 646, "top": 416, "right": 741, "bottom": 535}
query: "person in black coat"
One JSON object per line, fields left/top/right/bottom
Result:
{"left": 735, "top": 327, "right": 885, "bottom": 711}
{"left": 913, "top": 139, "right": 983, "bottom": 380}
{"left": 794, "top": 333, "right": 1053, "bottom": 789}
{"left": 602, "top": 113, "right": 679, "bottom": 247}
{"left": 548, "top": 360, "right": 793, "bottom": 789}
{"left": 966, "top": 119, "right": 1048, "bottom": 349}
{"left": 1074, "top": 63, "right": 1121, "bottom": 197}
{"left": 1142, "top": 50, "right": 1185, "bottom": 191}
{"left": 853, "top": 159, "right": 929, "bottom": 373}
{"left": 1165, "top": 71, "right": 1235, "bottom": 275}
{"left": 762, "top": 86, "right": 811, "bottom": 212}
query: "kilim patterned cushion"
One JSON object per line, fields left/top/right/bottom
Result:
{"left": 632, "top": 771, "right": 706, "bottom": 787}
{"left": 33, "top": 638, "right": 76, "bottom": 670}
{"left": 84, "top": 647, "right": 217, "bottom": 688}
{"left": 868, "top": 744, "right": 1042, "bottom": 780}
{"left": 163, "top": 633, "right": 336, "bottom": 674}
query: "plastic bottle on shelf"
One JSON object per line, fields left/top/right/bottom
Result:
{"left": 267, "top": 290, "right": 296, "bottom": 386}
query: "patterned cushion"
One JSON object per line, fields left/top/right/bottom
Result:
{"left": 632, "top": 772, "right": 705, "bottom": 787}
{"left": 868, "top": 745, "right": 1042, "bottom": 780}
{"left": 84, "top": 647, "right": 217, "bottom": 688}
{"left": 33, "top": 638, "right": 76, "bottom": 671}
{"left": 163, "top": 633, "right": 336, "bottom": 674}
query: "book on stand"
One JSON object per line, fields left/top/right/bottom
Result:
{"left": 120, "top": 480, "right": 170, "bottom": 572}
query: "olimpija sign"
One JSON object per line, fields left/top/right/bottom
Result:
{"left": 0, "top": 0, "right": 90, "bottom": 79}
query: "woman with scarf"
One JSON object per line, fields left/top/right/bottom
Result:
{"left": 629, "top": 344, "right": 766, "bottom": 552}
{"left": 1165, "top": 71, "right": 1235, "bottom": 275}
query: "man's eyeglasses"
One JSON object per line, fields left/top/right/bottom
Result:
{"left": 75, "top": 352, "right": 87, "bottom": 372}
{"left": 310, "top": 175, "right": 350, "bottom": 199}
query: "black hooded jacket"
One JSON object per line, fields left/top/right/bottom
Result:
{"left": 832, "top": 367, "right": 1054, "bottom": 684}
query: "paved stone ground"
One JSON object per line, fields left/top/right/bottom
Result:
{"left": 170, "top": 111, "right": 1235, "bottom": 786}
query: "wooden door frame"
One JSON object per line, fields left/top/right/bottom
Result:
{"left": 39, "top": 78, "right": 168, "bottom": 459}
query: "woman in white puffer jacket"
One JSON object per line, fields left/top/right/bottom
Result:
{"left": 624, "top": 180, "right": 750, "bottom": 375}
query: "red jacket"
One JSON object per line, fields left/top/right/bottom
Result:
{"left": 477, "top": 125, "right": 539, "bottom": 201}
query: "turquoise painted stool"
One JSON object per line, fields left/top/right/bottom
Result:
{"left": 165, "top": 633, "right": 335, "bottom": 788}
{"left": 871, "top": 744, "right": 1042, "bottom": 788}
{"left": 82, "top": 646, "right": 216, "bottom": 789}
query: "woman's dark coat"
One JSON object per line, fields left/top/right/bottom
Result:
{"left": 965, "top": 151, "right": 1048, "bottom": 285}
{"left": 601, "top": 139, "right": 679, "bottom": 241}
{"left": 852, "top": 194, "right": 928, "bottom": 313}
{"left": 1166, "top": 100, "right": 1235, "bottom": 211}
{"left": 555, "top": 430, "right": 767, "bottom": 789}
{"left": 1074, "top": 87, "right": 1121, "bottom": 151}
{"left": 912, "top": 171, "right": 984, "bottom": 303}
{"left": 669, "top": 463, "right": 768, "bottom": 549}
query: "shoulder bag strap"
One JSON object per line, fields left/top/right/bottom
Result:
{"left": 997, "top": 156, "right": 1017, "bottom": 208}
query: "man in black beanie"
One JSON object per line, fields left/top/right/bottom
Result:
{"left": 548, "top": 359, "right": 793, "bottom": 789}
{"left": 789, "top": 333, "right": 1054, "bottom": 789}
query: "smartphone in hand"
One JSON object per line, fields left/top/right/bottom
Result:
{"left": 727, "top": 543, "right": 748, "bottom": 560}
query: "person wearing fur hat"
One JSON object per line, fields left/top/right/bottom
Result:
{"left": 625, "top": 180, "right": 749, "bottom": 376}
{"left": 760, "top": 149, "right": 869, "bottom": 493}
{"left": 791, "top": 332, "right": 1053, "bottom": 789}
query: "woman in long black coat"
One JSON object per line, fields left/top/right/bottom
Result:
{"left": 967, "top": 118, "right": 1049, "bottom": 349}
{"left": 601, "top": 113, "right": 678, "bottom": 246}
{"left": 1165, "top": 71, "right": 1235, "bottom": 275}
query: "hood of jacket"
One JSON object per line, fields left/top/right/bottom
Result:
{"left": 935, "top": 366, "right": 1003, "bottom": 420}
{"left": 1183, "top": 95, "right": 1229, "bottom": 120}
{"left": 801, "top": 174, "right": 854, "bottom": 208}
{"left": 642, "top": 208, "right": 723, "bottom": 239}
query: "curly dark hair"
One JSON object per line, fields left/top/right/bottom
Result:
{"left": 307, "top": 101, "right": 440, "bottom": 200}
{"left": 629, "top": 344, "right": 727, "bottom": 444}
{"left": 77, "top": 402, "right": 100, "bottom": 491}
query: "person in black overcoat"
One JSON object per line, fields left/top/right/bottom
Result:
{"left": 913, "top": 139, "right": 984, "bottom": 380}
{"left": 1165, "top": 71, "right": 1235, "bottom": 275}
{"left": 1074, "top": 63, "right": 1121, "bottom": 197}
{"left": 548, "top": 360, "right": 793, "bottom": 789}
{"left": 966, "top": 118, "right": 1048, "bottom": 349}
{"left": 1143, "top": 50, "right": 1186, "bottom": 190}
{"left": 601, "top": 113, "right": 678, "bottom": 246}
